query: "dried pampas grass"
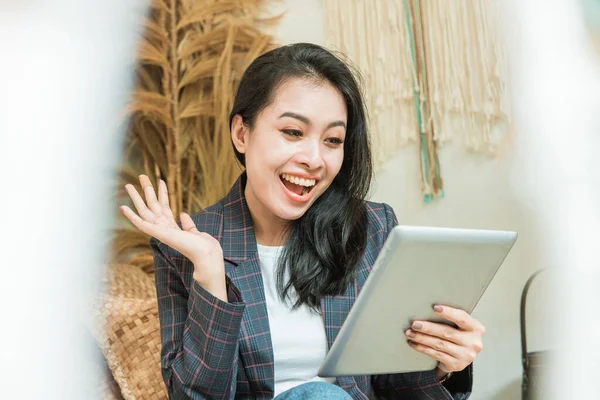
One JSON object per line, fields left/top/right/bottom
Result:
{"left": 112, "top": 0, "right": 279, "bottom": 272}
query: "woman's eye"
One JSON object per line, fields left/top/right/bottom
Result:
{"left": 282, "top": 129, "right": 302, "bottom": 137}
{"left": 326, "top": 137, "right": 344, "bottom": 145}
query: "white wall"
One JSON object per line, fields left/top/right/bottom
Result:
{"left": 274, "top": 1, "right": 548, "bottom": 399}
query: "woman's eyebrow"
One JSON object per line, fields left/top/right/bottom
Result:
{"left": 278, "top": 111, "right": 346, "bottom": 129}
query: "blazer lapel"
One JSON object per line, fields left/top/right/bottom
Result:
{"left": 220, "top": 173, "right": 275, "bottom": 395}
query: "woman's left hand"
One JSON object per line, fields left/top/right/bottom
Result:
{"left": 404, "top": 305, "right": 486, "bottom": 379}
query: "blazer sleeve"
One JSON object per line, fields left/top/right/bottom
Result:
{"left": 151, "top": 237, "right": 246, "bottom": 400}
{"left": 370, "top": 203, "right": 473, "bottom": 400}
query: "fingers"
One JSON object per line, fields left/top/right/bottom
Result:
{"left": 139, "top": 175, "right": 161, "bottom": 215}
{"left": 410, "top": 320, "right": 466, "bottom": 346}
{"left": 407, "top": 340, "right": 461, "bottom": 373}
{"left": 124, "top": 175, "right": 179, "bottom": 229}
{"left": 125, "top": 183, "right": 156, "bottom": 222}
{"left": 180, "top": 212, "right": 199, "bottom": 233}
{"left": 408, "top": 307, "right": 486, "bottom": 372}
{"left": 120, "top": 205, "right": 158, "bottom": 237}
{"left": 405, "top": 329, "right": 463, "bottom": 359}
{"left": 433, "top": 306, "right": 486, "bottom": 333}
{"left": 157, "top": 179, "right": 175, "bottom": 221}
{"left": 158, "top": 179, "right": 170, "bottom": 207}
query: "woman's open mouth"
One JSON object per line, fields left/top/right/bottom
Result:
{"left": 280, "top": 173, "right": 318, "bottom": 202}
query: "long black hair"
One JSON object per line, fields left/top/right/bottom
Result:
{"left": 229, "top": 43, "right": 373, "bottom": 310}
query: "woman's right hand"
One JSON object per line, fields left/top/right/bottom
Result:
{"left": 120, "top": 175, "right": 227, "bottom": 300}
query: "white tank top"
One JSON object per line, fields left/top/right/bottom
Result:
{"left": 256, "top": 244, "right": 336, "bottom": 396}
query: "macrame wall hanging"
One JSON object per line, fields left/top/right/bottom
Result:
{"left": 323, "top": 0, "right": 510, "bottom": 202}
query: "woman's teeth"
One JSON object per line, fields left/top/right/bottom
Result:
{"left": 281, "top": 174, "right": 316, "bottom": 188}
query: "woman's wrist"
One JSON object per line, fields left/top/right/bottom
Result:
{"left": 193, "top": 272, "right": 228, "bottom": 302}
{"left": 435, "top": 367, "right": 452, "bottom": 382}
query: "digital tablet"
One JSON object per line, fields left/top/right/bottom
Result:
{"left": 318, "top": 225, "right": 517, "bottom": 377}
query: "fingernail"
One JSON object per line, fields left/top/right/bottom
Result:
{"left": 412, "top": 322, "right": 423, "bottom": 330}
{"left": 434, "top": 305, "right": 443, "bottom": 313}
{"left": 406, "top": 330, "right": 416, "bottom": 338}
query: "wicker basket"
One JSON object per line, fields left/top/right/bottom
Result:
{"left": 91, "top": 264, "right": 167, "bottom": 399}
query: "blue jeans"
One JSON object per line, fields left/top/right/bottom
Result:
{"left": 274, "top": 382, "right": 352, "bottom": 400}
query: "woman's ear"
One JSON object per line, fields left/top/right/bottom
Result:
{"left": 231, "top": 114, "right": 249, "bottom": 155}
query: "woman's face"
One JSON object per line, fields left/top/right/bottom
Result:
{"left": 232, "top": 77, "right": 347, "bottom": 229}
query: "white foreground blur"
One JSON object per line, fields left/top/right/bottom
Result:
{"left": 0, "top": 1, "right": 146, "bottom": 398}
{"left": 500, "top": 0, "right": 600, "bottom": 399}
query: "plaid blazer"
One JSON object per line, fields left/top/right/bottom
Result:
{"left": 151, "top": 173, "right": 473, "bottom": 399}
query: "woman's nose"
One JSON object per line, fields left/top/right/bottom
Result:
{"left": 296, "top": 139, "right": 324, "bottom": 170}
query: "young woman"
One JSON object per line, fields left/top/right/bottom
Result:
{"left": 121, "top": 43, "right": 485, "bottom": 400}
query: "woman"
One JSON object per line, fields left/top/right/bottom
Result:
{"left": 121, "top": 43, "right": 485, "bottom": 400}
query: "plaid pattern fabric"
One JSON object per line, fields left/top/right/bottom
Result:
{"left": 151, "top": 173, "right": 473, "bottom": 399}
